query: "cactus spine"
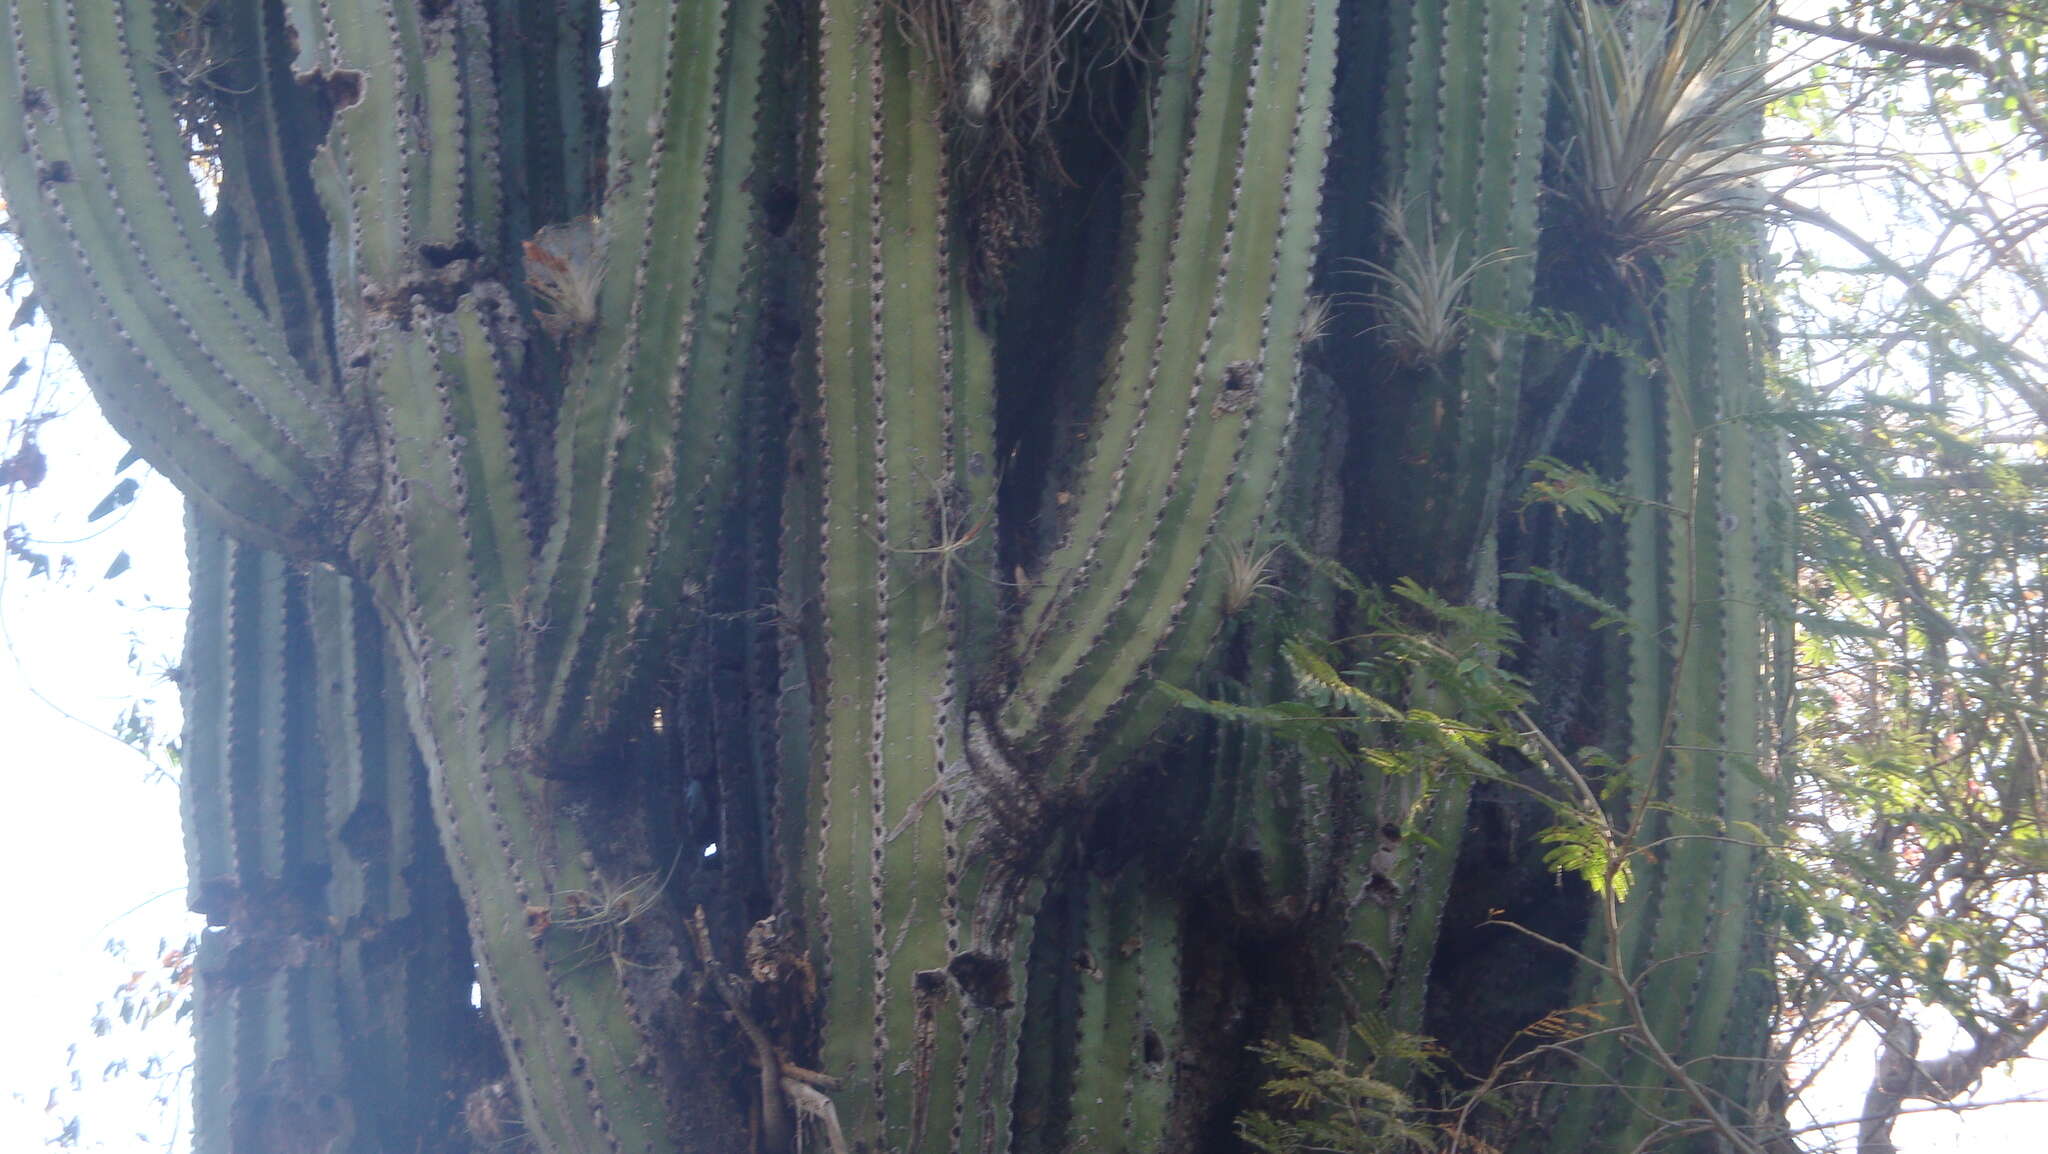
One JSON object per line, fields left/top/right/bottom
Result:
{"left": 2, "top": 0, "right": 1788, "bottom": 1150}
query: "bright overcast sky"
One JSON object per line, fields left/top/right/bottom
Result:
{"left": 1, "top": 292, "right": 198, "bottom": 1152}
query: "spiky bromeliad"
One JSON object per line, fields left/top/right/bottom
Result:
{"left": 0, "top": 0, "right": 1791, "bottom": 1150}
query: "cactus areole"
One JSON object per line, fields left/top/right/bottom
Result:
{"left": 1, "top": 0, "right": 1791, "bottom": 1151}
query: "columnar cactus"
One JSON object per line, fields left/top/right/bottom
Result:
{"left": 1529, "top": 234, "right": 1792, "bottom": 1154}
{"left": 1329, "top": 0, "right": 1558, "bottom": 1041}
{"left": 0, "top": 0, "right": 1790, "bottom": 1151}
{"left": 182, "top": 513, "right": 494, "bottom": 1150}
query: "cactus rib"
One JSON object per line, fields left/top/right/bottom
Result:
{"left": 183, "top": 514, "right": 485, "bottom": 1154}
{"left": 533, "top": 0, "right": 755, "bottom": 751}
{"left": 0, "top": 0, "right": 333, "bottom": 545}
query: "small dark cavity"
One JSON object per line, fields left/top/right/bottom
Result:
{"left": 420, "top": 240, "right": 480, "bottom": 268}
{"left": 947, "top": 951, "right": 1012, "bottom": 1010}
{"left": 762, "top": 182, "right": 798, "bottom": 237}
{"left": 1222, "top": 360, "right": 1258, "bottom": 393}
{"left": 310, "top": 68, "right": 365, "bottom": 112}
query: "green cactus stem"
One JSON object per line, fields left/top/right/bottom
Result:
{"left": 0, "top": 0, "right": 1792, "bottom": 1149}
{"left": 182, "top": 513, "right": 490, "bottom": 1154}
{"left": 1536, "top": 236, "right": 1786, "bottom": 1154}
{"left": 1325, "top": 0, "right": 1556, "bottom": 1040}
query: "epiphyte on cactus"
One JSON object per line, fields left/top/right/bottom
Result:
{"left": 522, "top": 216, "right": 607, "bottom": 340}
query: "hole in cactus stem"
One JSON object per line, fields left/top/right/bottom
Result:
{"left": 420, "top": 240, "right": 480, "bottom": 268}
{"left": 701, "top": 842, "right": 719, "bottom": 858}
{"left": 948, "top": 951, "right": 1012, "bottom": 1009}
{"left": 469, "top": 981, "right": 481, "bottom": 1009}
{"left": 1143, "top": 1027, "right": 1165, "bottom": 1067}
{"left": 308, "top": 68, "right": 365, "bottom": 112}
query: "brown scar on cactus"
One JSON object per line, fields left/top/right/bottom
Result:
{"left": 522, "top": 216, "right": 606, "bottom": 339}
{"left": 1211, "top": 359, "right": 1261, "bottom": 416}
{"left": 302, "top": 68, "right": 366, "bottom": 112}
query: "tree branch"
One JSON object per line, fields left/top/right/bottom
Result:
{"left": 1857, "top": 1000, "right": 2048, "bottom": 1154}
{"left": 1771, "top": 194, "right": 2048, "bottom": 428}
{"left": 1775, "top": 15, "right": 2048, "bottom": 150}
{"left": 1776, "top": 15, "right": 1989, "bottom": 72}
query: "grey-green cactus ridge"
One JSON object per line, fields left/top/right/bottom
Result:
{"left": 1535, "top": 229, "right": 1784, "bottom": 1152}
{"left": 211, "top": 0, "right": 342, "bottom": 391}
{"left": 1182, "top": 368, "right": 1351, "bottom": 949}
{"left": 807, "top": 3, "right": 983, "bottom": 1149}
{"left": 1331, "top": 0, "right": 1555, "bottom": 1038}
{"left": 1513, "top": 3, "right": 1789, "bottom": 1142}
{"left": 0, "top": 0, "right": 1797, "bottom": 1148}
{"left": 489, "top": 0, "right": 601, "bottom": 234}
{"left": 183, "top": 514, "right": 485, "bottom": 1153}
{"left": 0, "top": 0, "right": 334, "bottom": 545}
{"left": 1000, "top": 0, "right": 1337, "bottom": 784}
{"left": 1067, "top": 869, "right": 1182, "bottom": 1150}
{"left": 1379, "top": 0, "right": 1552, "bottom": 569}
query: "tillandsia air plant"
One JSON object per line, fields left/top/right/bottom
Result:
{"left": 1221, "top": 540, "right": 1285, "bottom": 615}
{"left": 1345, "top": 199, "right": 1522, "bottom": 364}
{"left": 1561, "top": 0, "right": 1803, "bottom": 265}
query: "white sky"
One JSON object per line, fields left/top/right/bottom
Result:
{"left": 1, "top": 310, "right": 198, "bottom": 1152}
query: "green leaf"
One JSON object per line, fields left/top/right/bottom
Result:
{"left": 1504, "top": 567, "right": 1633, "bottom": 631}
{"left": 1540, "top": 820, "right": 1633, "bottom": 901}
{"left": 1521, "top": 456, "right": 1627, "bottom": 521}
